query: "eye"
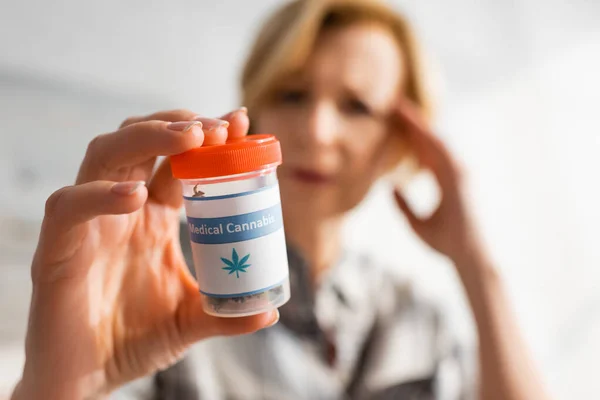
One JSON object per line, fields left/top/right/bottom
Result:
{"left": 276, "top": 88, "right": 308, "bottom": 105}
{"left": 342, "top": 97, "right": 372, "bottom": 116}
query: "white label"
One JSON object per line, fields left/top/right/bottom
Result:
{"left": 184, "top": 184, "right": 289, "bottom": 297}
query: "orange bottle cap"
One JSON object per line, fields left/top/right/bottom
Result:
{"left": 170, "top": 134, "right": 282, "bottom": 179}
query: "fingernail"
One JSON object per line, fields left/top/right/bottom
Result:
{"left": 111, "top": 181, "right": 145, "bottom": 195}
{"left": 167, "top": 121, "right": 203, "bottom": 132}
{"left": 265, "top": 310, "right": 280, "bottom": 328}
{"left": 221, "top": 106, "right": 248, "bottom": 120}
{"left": 192, "top": 117, "right": 229, "bottom": 131}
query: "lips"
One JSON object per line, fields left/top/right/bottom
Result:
{"left": 289, "top": 168, "right": 334, "bottom": 185}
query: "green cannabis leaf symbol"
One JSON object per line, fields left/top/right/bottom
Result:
{"left": 220, "top": 248, "right": 251, "bottom": 278}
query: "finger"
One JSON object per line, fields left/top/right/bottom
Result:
{"left": 147, "top": 157, "right": 183, "bottom": 208}
{"left": 393, "top": 99, "right": 451, "bottom": 161}
{"left": 393, "top": 188, "right": 422, "bottom": 229}
{"left": 219, "top": 107, "right": 250, "bottom": 139}
{"left": 77, "top": 121, "right": 204, "bottom": 184}
{"left": 38, "top": 181, "right": 147, "bottom": 266}
{"left": 192, "top": 117, "right": 230, "bottom": 146}
{"left": 119, "top": 109, "right": 198, "bottom": 128}
{"left": 121, "top": 109, "right": 231, "bottom": 145}
{"left": 393, "top": 97, "right": 431, "bottom": 134}
{"left": 192, "top": 107, "right": 249, "bottom": 144}
{"left": 393, "top": 99, "right": 460, "bottom": 185}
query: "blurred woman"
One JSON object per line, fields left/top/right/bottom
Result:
{"left": 12, "top": 1, "right": 551, "bottom": 399}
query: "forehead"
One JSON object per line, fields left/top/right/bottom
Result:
{"left": 304, "top": 23, "right": 405, "bottom": 99}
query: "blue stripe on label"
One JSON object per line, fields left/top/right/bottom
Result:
{"left": 183, "top": 184, "right": 275, "bottom": 201}
{"left": 199, "top": 278, "right": 288, "bottom": 298}
{"left": 187, "top": 203, "right": 283, "bottom": 244}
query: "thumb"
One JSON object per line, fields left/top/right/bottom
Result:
{"left": 179, "top": 295, "right": 280, "bottom": 344}
{"left": 147, "top": 157, "right": 183, "bottom": 208}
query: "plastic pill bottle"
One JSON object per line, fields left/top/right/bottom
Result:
{"left": 170, "top": 134, "right": 290, "bottom": 317}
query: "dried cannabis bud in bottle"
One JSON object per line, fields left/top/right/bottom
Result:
{"left": 171, "top": 135, "right": 290, "bottom": 317}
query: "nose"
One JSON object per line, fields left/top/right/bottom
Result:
{"left": 303, "top": 102, "right": 339, "bottom": 148}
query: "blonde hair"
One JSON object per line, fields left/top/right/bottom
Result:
{"left": 241, "top": 0, "right": 432, "bottom": 119}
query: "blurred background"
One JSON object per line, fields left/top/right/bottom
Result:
{"left": 1, "top": 0, "right": 599, "bottom": 398}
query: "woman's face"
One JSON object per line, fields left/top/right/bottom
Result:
{"left": 255, "top": 23, "right": 406, "bottom": 220}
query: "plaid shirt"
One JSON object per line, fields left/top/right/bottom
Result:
{"left": 114, "top": 246, "right": 477, "bottom": 400}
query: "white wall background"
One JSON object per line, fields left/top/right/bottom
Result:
{"left": 1, "top": 0, "right": 599, "bottom": 398}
